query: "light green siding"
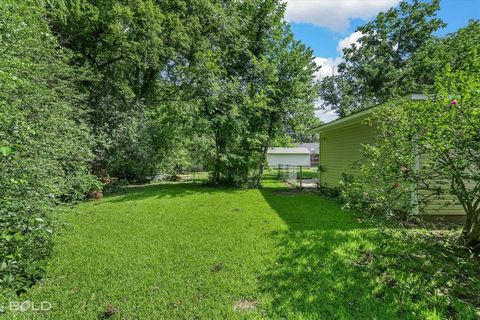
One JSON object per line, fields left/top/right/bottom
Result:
{"left": 318, "top": 117, "right": 466, "bottom": 217}
{"left": 419, "top": 177, "right": 468, "bottom": 216}
{"left": 319, "top": 122, "right": 376, "bottom": 188}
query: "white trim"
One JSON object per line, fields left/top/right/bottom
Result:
{"left": 309, "top": 94, "right": 428, "bottom": 134}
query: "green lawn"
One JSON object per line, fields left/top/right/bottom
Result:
{"left": 2, "top": 181, "right": 479, "bottom": 319}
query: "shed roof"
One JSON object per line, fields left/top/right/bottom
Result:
{"left": 309, "top": 93, "right": 427, "bottom": 134}
{"left": 267, "top": 147, "right": 311, "bottom": 155}
{"left": 296, "top": 143, "right": 319, "bottom": 154}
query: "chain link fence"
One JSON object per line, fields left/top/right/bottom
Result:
{"left": 274, "top": 164, "right": 319, "bottom": 188}
{"left": 153, "top": 168, "right": 209, "bottom": 183}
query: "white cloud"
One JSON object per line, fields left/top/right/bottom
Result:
{"left": 314, "top": 99, "right": 338, "bottom": 123}
{"left": 337, "top": 31, "right": 363, "bottom": 53}
{"left": 312, "top": 31, "right": 367, "bottom": 123}
{"left": 285, "top": 0, "right": 399, "bottom": 32}
{"left": 314, "top": 31, "right": 364, "bottom": 79}
{"left": 315, "top": 108, "right": 338, "bottom": 123}
{"left": 313, "top": 58, "right": 341, "bottom": 123}
{"left": 314, "top": 56, "right": 343, "bottom": 79}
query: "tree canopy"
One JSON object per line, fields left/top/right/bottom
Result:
{"left": 319, "top": 0, "right": 445, "bottom": 117}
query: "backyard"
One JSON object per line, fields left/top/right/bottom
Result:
{"left": 3, "top": 180, "right": 479, "bottom": 319}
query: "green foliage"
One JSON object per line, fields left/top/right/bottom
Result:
{"left": 319, "top": 0, "right": 445, "bottom": 116}
{"left": 1, "top": 0, "right": 318, "bottom": 295}
{"left": 339, "top": 111, "right": 416, "bottom": 218}
{"left": 412, "top": 20, "right": 480, "bottom": 87}
{"left": 47, "top": 0, "right": 191, "bottom": 180}
{"left": 45, "top": 0, "right": 318, "bottom": 186}
{"left": 342, "top": 50, "right": 480, "bottom": 248}
{"left": 192, "top": 0, "right": 318, "bottom": 186}
{"left": 0, "top": 0, "right": 98, "bottom": 295}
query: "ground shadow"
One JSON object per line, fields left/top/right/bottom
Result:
{"left": 258, "top": 187, "right": 479, "bottom": 319}
{"left": 102, "top": 182, "right": 238, "bottom": 204}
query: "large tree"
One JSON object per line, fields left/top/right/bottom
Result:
{"left": 319, "top": 0, "right": 445, "bottom": 117}
{"left": 191, "top": 0, "right": 318, "bottom": 186}
{"left": 47, "top": 0, "right": 210, "bottom": 179}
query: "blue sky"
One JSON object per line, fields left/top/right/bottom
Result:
{"left": 285, "top": 0, "right": 480, "bottom": 121}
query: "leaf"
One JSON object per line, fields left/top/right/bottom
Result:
{"left": 0, "top": 146, "right": 12, "bottom": 157}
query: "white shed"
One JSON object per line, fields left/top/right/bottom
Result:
{"left": 266, "top": 147, "right": 311, "bottom": 167}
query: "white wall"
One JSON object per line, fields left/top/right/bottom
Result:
{"left": 266, "top": 154, "right": 311, "bottom": 167}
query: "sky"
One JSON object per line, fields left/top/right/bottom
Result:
{"left": 285, "top": 0, "right": 480, "bottom": 122}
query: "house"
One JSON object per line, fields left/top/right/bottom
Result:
{"left": 309, "top": 93, "right": 465, "bottom": 221}
{"left": 297, "top": 143, "right": 319, "bottom": 167}
{"left": 266, "top": 147, "right": 311, "bottom": 168}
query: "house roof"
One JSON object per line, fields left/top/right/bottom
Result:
{"left": 267, "top": 147, "right": 311, "bottom": 155}
{"left": 309, "top": 93, "right": 427, "bottom": 134}
{"left": 296, "top": 143, "right": 319, "bottom": 154}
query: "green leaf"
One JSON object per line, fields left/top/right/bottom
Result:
{"left": 0, "top": 146, "right": 12, "bottom": 157}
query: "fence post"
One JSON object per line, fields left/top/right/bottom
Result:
{"left": 299, "top": 165, "right": 303, "bottom": 188}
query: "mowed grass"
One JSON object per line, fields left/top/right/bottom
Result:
{"left": 2, "top": 181, "right": 479, "bottom": 319}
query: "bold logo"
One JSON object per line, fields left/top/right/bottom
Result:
{"left": 9, "top": 300, "right": 52, "bottom": 312}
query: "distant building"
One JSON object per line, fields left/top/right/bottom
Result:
{"left": 266, "top": 147, "right": 311, "bottom": 167}
{"left": 296, "top": 143, "right": 319, "bottom": 167}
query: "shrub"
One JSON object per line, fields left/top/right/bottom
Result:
{"left": 341, "top": 50, "right": 480, "bottom": 249}
{"left": 0, "top": 1, "right": 98, "bottom": 295}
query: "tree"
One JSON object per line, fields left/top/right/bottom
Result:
{"left": 192, "top": 0, "right": 318, "bottom": 186}
{"left": 411, "top": 20, "right": 480, "bottom": 89}
{"left": 416, "top": 53, "right": 480, "bottom": 248}
{"left": 47, "top": 0, "right": 206, "bottom": 180}
{"left": 319, "top": 0, "right": 445, "bottom": 117}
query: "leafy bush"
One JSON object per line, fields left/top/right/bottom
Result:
{"left": 0, "top": 0, "right": 98, "bottom": 295}
{"left": 341, "top": 50, "right": 480, "bottom": 248}
{"left": 339, "top": 139, "right": 415, "bottom": 219}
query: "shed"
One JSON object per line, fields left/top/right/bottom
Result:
{"left": 297, "top": 143, "right": 319, "bottom": 167}
{"left": 266, "top": 147, "right": 311, "bottom": 167}
{"left": 309, "top": 93, "right": 466, "bottom": 221}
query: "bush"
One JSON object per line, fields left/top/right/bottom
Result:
{"left": 341, "top": 50, "right": 480, "bottom": 249}
{"left": 0, "top": 1, "right": 98, "bottom": 295}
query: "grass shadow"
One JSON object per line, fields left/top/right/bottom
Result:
{"left": 103, "top": 182, "right": 239, "bottom": 204}
{"left": 258, "top": 187, "right": 480, "bottom": 319}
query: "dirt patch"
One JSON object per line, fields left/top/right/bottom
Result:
{"left": 101, "top": 305, "right": 119, "bottom": 319}
{"left": 233, "top": 299, "right": 257, "bottom": 312}
{"left": 211, "top": 263, "right": 223, "bottom": 273}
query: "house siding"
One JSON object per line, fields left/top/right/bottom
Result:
{"left": 418, "top": 178, "right": 468, "bottom": 216}
{"left": 319, "top": 122, "right": 376, "bottom": 188}
{"left": 318, "top": 120, "right": 466, "bottom": 217}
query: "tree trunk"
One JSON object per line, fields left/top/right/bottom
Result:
{"left": 460, "top": 210, "right": 480, "bottom": 250}
{"left": 255, "top": 144, "right": 269, "bottom": 187}
{"left": 213, "top": 131, "right": 221, "bottom": 185}
{"left": 255, "top": 114, "right": 277, "bottom": 187}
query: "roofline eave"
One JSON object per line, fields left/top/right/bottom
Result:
{"left": 309, "top": 93, "right": 427, "bottom": 134}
